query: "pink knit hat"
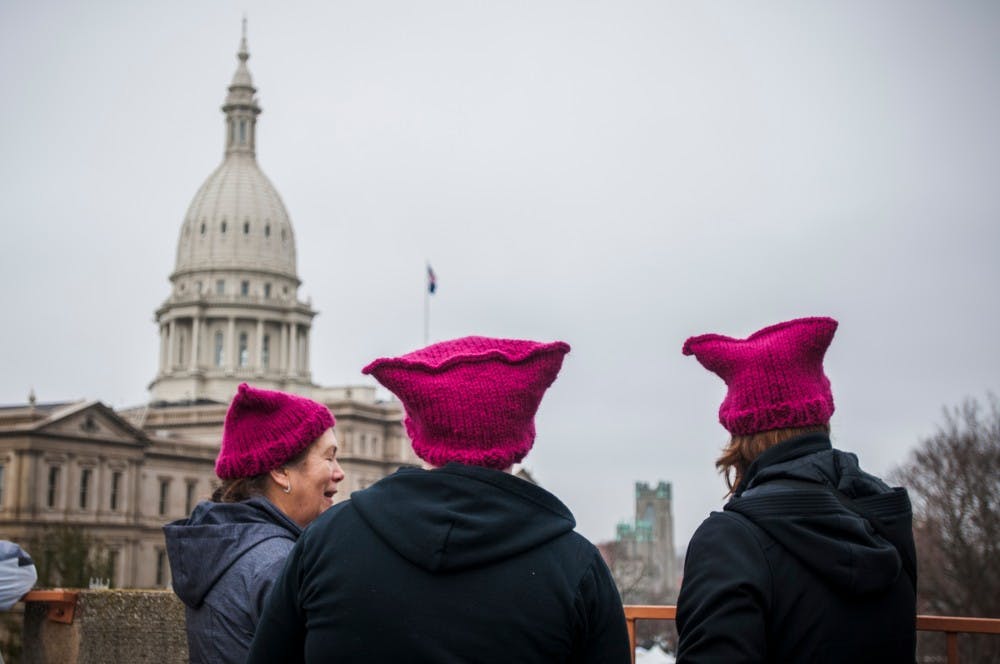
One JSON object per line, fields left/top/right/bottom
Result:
{"left": 362, "top": 336, "right": 570, "bottom": 469}
{"left": 215, "top": 383, "right": 335, "bottom": 480}
{"left": 682, "top": 317, "right": 838, "bottom": 435}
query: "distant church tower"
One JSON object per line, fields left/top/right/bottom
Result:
{"left": 149, "top": 24, "right": 316, "bottom": 404}
{"left": 614, "top": 480, "right": 677, "bottom": 601}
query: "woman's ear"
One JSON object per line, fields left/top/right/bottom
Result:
{"left": 269, "top": 466, "right": 291, "bottom": 493}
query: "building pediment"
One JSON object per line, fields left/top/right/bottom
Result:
{"left": 35, "top": 401, "right": 149, "bottom": 446}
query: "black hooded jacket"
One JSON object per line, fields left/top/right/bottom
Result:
{"left": 247, "top": 464, "right": 630, "bottom": 663}
{"left": 676, "top": 433, "right": 916, "bottom": 663}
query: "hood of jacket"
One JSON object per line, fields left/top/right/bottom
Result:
{"left": 163, "top": 496, "right": 301, "bottom": 608}
{"left": 725, "top": 433, "right": 913, "bottom": 595}
{"left": 351, "top": 463, "right": 577, "bottom": 573}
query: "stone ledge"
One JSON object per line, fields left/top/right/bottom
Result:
{"left": 23, "top": 589, "right": 187, "bottom": 664}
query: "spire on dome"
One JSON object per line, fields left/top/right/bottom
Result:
{"left": 222, "top": 18, "right": 261, "bottom": 157}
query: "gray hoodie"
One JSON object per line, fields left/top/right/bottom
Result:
{"left": 164, "top": 496, "right": 301, "bottom": 664}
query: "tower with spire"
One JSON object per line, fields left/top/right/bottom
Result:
{"left": 149, "top": 25, "right": 317, "bottom": 404}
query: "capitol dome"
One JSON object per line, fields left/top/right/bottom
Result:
{"left": 150, "top": 24, "right": 317, "bottom": 405}
{"left": 171, "top": 26, "right": 298, "bottom": 283}
{"left": 174, "top": 154, "right": 298, "bottom": 280}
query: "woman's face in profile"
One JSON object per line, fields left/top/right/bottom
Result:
{"left": 283, "top": 428, "right": 345, "bottom": 527}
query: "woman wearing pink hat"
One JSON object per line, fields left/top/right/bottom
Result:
{"left": 676, "top": 317, "right": 916, "bottom": 662}
{"left": 164, "top": 383, "right": 345, "bottom": 664}
{"left": 247, "top": 336, "right": 630, "bottom": 664}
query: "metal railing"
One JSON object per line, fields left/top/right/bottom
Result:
{"left": 624, "top": 605, "right": 1000, "bottom": 664}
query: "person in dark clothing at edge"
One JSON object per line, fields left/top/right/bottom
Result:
{"left": 676, "top": 316, "right": 917, "bottom": 663}
{"left": 164, "top": 384, "right": 345, "bottom": 664}
{"left": 247, "top": 336, "right": 631, "bottom": 663}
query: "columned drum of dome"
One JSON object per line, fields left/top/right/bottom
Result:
{"left": 149, "top": 25, "right": 317, "bottom": 405}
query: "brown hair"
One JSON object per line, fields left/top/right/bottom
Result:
{"left": 211, "top": 474, "right": 270, "bottom": 503}
{"left": 210, "top": 442, "right": 313, "bottom": 503}
{"left": 716, "top": 424, "right": 830, "bottom": 497}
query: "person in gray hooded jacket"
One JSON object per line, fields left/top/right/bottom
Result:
{"left": 164, "top": 383, "right": 344, "bottom": 664}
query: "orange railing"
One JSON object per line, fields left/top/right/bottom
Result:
{"left": 624, "top": 605, "right": 1000, "bottom": 664}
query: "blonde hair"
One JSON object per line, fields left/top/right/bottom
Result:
{"left": 716, "top": 424, "right": 830, "bottom": 497}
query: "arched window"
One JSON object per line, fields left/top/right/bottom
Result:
{"left": 238, "top": 333, "right": 249, "bottom": 367}
{"left": 239, "top": 120, "right": 246, "bottom": 144}
{"left": 214, "top": 332, "right": 224, "bottom": 367}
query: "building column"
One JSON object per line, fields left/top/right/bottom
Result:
{"left": 302, "top": 327, "right": 310, "bottom": 375}
{"left": 158, "top": 325, "right": 167, "bottom": 372}
{"left": 227, "top": 317, "right": 236, "bottom": 372}
{"left": 279, "top": 323, "right": 288, "bottom": 375}
{"left": 167, "top": 320, "right": 176, "bottom": 370}
{"left": 289, "top": 324, "right": 298, "bottom": 377}
{"left": 190, "top": 317, "right": 200, "bottom": 371}
{"left": 255, "top": 318, "right": 264, "bottom": 371}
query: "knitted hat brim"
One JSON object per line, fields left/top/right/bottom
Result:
{"left": 362, "top": 341, "right": 571, "bottom": 375}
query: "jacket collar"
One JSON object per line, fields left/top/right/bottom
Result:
{"left": 733, "top": 432, "right": 831, "bottom": 497}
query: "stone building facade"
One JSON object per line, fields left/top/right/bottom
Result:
{"left": 0, "top": 27, "right": 420, "bottom": 588}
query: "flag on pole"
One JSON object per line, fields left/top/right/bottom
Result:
{"left": 427, "top": 264, "right": 437, "bottom": 294}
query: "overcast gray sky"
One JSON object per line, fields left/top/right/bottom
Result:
{"left": 2, "top": 1, "right": 998, "bottom": 549}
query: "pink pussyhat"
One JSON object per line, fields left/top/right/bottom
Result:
{"left": 682, "top": 317, "right": 838, "bottom": 435}
{"left": 362, "top": 336, "right": 571, "bottom": 470}
{"left": 215, "top": 383, "right": 335, "bottom": 480}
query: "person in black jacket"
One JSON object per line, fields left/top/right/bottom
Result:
{"left": 677, "top": 317, "right": 916, "bottom": 663}
{"left": 247, "top": 336, "right": 630, "bottom": 664}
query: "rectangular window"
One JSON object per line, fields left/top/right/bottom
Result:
{"left": 0, "top": 464, "right": 5, "bottom": 507}
{"left": 79, "top": 468, "right": 92, "bottom": 509}
{"left": 238, "top": 333, "right": 249, "bottom": 367}
{"left": 185, "top": 480, "right": 197, "bottom": 514}
{"left": 264, "top": 283, "right": 271, "bottom": 298}
{"left": 110, "top": 471, "right": 122, "bottom": 511}
{"left": 262, "top": 334, "right": 270, "bottom": 369}
{"left": 158, "top": 479, "right": 170, "bottom": 516}
{"left": 240, "top": 280, "right": 249, "bottom": 296}
{"left": 215, "top": 279, "right": 225, "bottom": 295}
{"left": 108, "top": 550, "right": 119, "bottom": 588}
{"left": 156, "top": 549, "right": 167, "bottom": 586}
{"left": 47, "top": 466, "right": 60, "bottom": 508}
{"left": 214, "top": 332, "right": 224, "bottom": 367}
